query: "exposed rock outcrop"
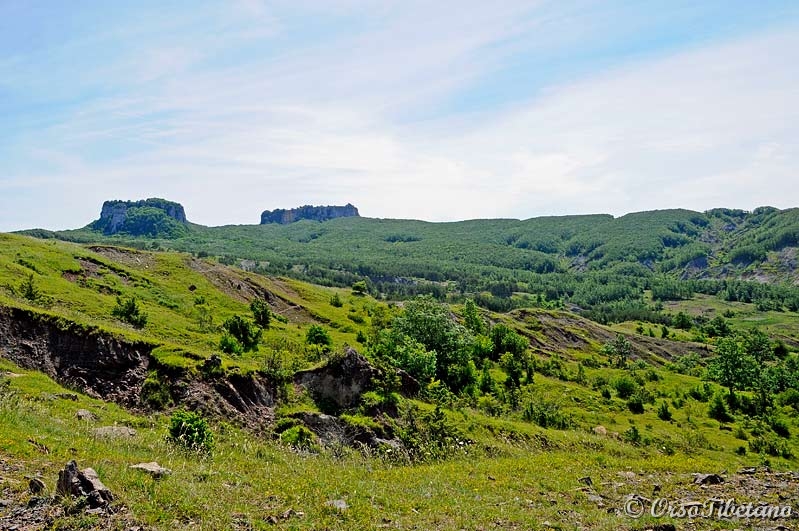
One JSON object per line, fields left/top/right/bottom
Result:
{"left": 0, "top": 306, "right": 153, "bottom": 406}
{"left": 260, "top": 204, "right": 359, "bottom": 224}
{"left": 56, "top": 461, "right": 113, "bottom": 509}
{"left": 90, "top": 198, "right": 188, "bottom": 237}
{"left": 0, "top": 306, "right": 275, "bottom": 426}
{"left": 294, "top": 347, "right": 378, "bottom": 412}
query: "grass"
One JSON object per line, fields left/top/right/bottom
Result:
{"left": 2, "top": 232, "right": 799, "bottom": 529}
{"left": 0, "top": 360, "right": 759, "bottom": 530}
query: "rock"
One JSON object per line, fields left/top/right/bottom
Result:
{"left": 586, "top": 493, "right": 604, "bottom": 507}
{"left": 578, "top": 476, "right": 593, "bottom": 487}
{"left": 28, "top": 478, "right": 46, "bottom": 494}
{"left": 92, "top": 426, "right": 137, "bottom": 438}
{"left": 649, "top": 525, "right": 677, "bottom": 531}
{"left": 56, "top": 461, "right": 113, "bottom": 508}
{"left": 593, "top": 425, "right": 607, "bottom": 436}
{"left": 261, "top": 204, "right": 359, "bottom": 225}
{"left": 325, "top": 499, "right": 349, "bottom": 511}
{"left": 129, "top": 462, "right": 171, "bottom": 479}
{"left": 693, "top": 473, "right": 724, "bottom": 485}
{"left": 76, "top": 409, "right": 98, "bottom": 421}
{"left": 294, "top": 347, "right": 380, "bottom": 411}
{"left": 93, "top": 198, "right": 187, "bottom": 235}
{"left": 57, "top": 393, "right": 78, "bottom": 401}
{"left": 739, "top": 467, "right": 757, "bottom": 475}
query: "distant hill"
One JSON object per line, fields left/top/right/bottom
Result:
{"left": 260, "top": 203, "right": 360, "bottom": 224}
{"left": 15, "top": 201, "right": 799, "bottom": 321}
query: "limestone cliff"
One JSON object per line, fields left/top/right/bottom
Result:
{"left": 260, "top": 204, "right": 359, "bottom": 224}
{"left": 90, "top": 198, "right": 188, "bottom": 237}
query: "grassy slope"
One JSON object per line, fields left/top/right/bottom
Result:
{"left": 1, "top": 233, "right": 798, "bottom": 529}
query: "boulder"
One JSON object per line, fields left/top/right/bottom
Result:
{"left": 92, "top": 426, "right": 137, "bottom": 438}
{"left": 56, "top": 461, "right": 113, "bottom": 508}
{"left": 693, "top": 473, "right": 724, "bottom": 485}
{"left": 129, "top": 462, "right": 171, "bottom": 479}
{"left": 76, "top": 409, "right": 97, "bottom": 421}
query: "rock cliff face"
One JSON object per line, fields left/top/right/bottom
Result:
{"left": 91, "top": 198, "right": 188, "bottom": 237}
{"left": 0, "top": 306, "right": 153, "bottom": 406}
{"left": 0, "top": 306, "right": 275, "bottom": 423}
{"left": 260, "top": 204, "right": 359, "bottom": 224}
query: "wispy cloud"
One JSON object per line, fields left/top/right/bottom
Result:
{"left": 1, "top": 1, "right": 797, "bottom": 231}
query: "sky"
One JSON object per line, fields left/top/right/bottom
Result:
{"left": 1, "top": 0, "right": 798, "bottom": 231}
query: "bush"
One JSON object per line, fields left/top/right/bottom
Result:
{"left": 222, "top": 315, "right": 262, "bottom": 352}
{"left": 708, "top": 393, "right": 733, "bottom": 422}
{"left": 749, "top": 434, "right": 793, "bottom": 458}
{"left": 330, "top": 293, "right": 343, "bottom": 307}
{"left": 522, "top": 398, "right": 574, "bottom": 429}
{"left": 627, "top": 395, "right": 645, "bottom": 414}
{"left": 219, "top": 333, "right": 243, "bottom": 355}
{"left": 280, "top": 425, "right": 318, "bottom": 451}
{"left": 306, "top": 325, "right": 332, "bottom": 350}
{"left": 657, "top": 401, "right": 672, "bottom": 421}
{"left": 140, "top": 371, "right": 171, "bottom": 409}
{"left": 250, "top": 299, "right": 272, "bottom": 328}
{"left": 112, "top": 296, "right": 148, "bottom": 328}
{"left": 613, "top": 376, "right": 637, "bottom": 399}
{"left": 769, "top": 416, "right": 791, "bottom": 438}
{"left": 623, "top": 425, "right": 642, "bottom": 445}
{"left": 168, "top": 410, "right": 214, "bottom": 453}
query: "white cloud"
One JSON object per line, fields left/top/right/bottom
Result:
{"left": 1, "top": 4, "right": 797, "bottom": 231}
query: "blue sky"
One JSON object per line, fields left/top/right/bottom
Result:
{"left": 1, "top": 0, "right": 798, "bottom": 230}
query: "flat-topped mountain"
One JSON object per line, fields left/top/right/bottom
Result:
{"left": 90, "top": 198, "right": 189, "bottom": 237}
{"left": 260, "top": 203, "right": 359, "bottom": 224}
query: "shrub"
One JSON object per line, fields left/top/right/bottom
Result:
{"left": 623, "top": 425, "right": 642, "bottom": 445}
{"left": 140, "top": 371, "right": 171, "bottom": 410}
{"left": 750, "top": 434, "right": 792, "bottom": 458}
{"left": 769, "top": 416, "right": 791, "bottom": 438}
{"left": 657, "top": 401, "right": 672, "bottom": 421}
{"left": 600, "top": 387, "right": 612, "bottom": 400}
{"left": 19, "top": 273, "right": 40, "bottom": 302}
{"left": 627, "top": 395, "right": 645, "bottom": 414}
{"left": 222, "top": 315, "right": 262, "bottom": 352}
{"left": 330, "top": 293, "right": 343, "bottom": 307}
{"left": 613, "top": 376, "right": 637, "bottom": 399}
{"left": 280, "top": 426, "right": 318, "bottom": 451}
{"left": 168, "top": 410, "right": 214, "bottom": 453}
{"left": 250, "top": 299, "right": 272, "bottom": 329}
{"left": 708, "top": 393, "right": 733, "bottom": 423}
{"left": 219, "top": 333, "right": 243, "bottom": 355}
{"left": 111, "top": 296, "right": 148, "bottom": 328}
{"left": 522, "top": 398, "right": 574, "bottom": 429}
{"left": 305, "top": 325, "right": 332, "bottom": 350}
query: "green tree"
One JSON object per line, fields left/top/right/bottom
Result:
{"left": 370, "top": 329, "right": 437, "bottom": 383}
{"left": 250, "top": 298, "right": 272, "bottom": 329}
{"left": 19, "top": 274, "right": 40, "bottom": 302}
{"left": 604, "top": 334, "right": 632, "bottom": 369}
{"left": 351, "top": 280, "right": 369, "bottom": 296}
{"left": 489, "top": 324, "right": 528, "bottom": 360}
{"left": 462, "top": 298, "right": 485, "bottom": 335}
{"left": 305, "top": 324, "right": 332, "bottom": 350}
{"left": 709, "top": 335, "right": 755, "bottom": 399}
{"left": 112, "top": 296, "right": 148, "bottom": 328}
{"left": 393, "top": 296, "right": 476, "bottom": 393}
{"left": 330, "top": 292, "right": 343, "bottom": 307}
{"left": 222, "top": 315, "right": 262, "bottom": 352}
{"left": 745, "top": 328, "right": 776, "bottom": 414}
